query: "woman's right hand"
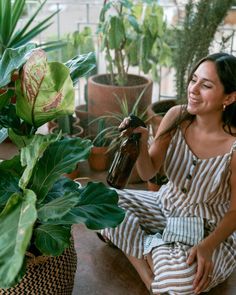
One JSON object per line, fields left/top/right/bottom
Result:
{"left": 118, "top": 117, "right": 149, "bottom": 143}
{"left": 118, "top": 117, "right": 132, "bottom": 132}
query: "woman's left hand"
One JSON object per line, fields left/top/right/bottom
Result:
{"left": 186, "top": 242, "right": 214, "bottom": 294}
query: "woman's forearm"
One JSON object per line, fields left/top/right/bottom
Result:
{"left": 135, "top": 142, "right": 158, "bottom": 181}
{"left": 201, "top": 210, "right": 236, "bottom": 252}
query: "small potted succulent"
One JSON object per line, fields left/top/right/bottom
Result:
{"left": 88, "top": 118, "right": 111, "bottom": 171}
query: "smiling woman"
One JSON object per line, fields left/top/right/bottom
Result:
{"left": 100, "top": 52, "right": 236, "bottom": 295}
{"left": 187, "top": 61, "right": 229, "bottom": 116}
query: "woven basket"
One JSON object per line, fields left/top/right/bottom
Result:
{"left": 0, "top": 243, "right": 77, "bottom": 295}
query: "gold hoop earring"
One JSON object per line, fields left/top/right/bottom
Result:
{"left": 223, "top": 104, "right": 226, "bottom": 111}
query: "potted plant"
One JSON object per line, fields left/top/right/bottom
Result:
{"left": 0, "top": 46, "right": 125, "bottom": 292}
{"left": 91, "top": 88, "right": 149, "bottom": 153}
{"left": 90, "top": 89, "right": 149, "bottom": 184}
{"left": 88, "top": 118, "right": 111, "bottom": 172}
{"left": 87, "top": 0, "right": 172, "bottom": 129}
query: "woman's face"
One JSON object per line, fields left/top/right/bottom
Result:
{"left": 187, "top": 61, "right": 227, "bottom": 115}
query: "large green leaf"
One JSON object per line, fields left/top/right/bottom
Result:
{"left": 0, "top": 155, "right": 23, "bottom": 177}
{"left": 0, "top": 105, "right": 21, "bottom": 134}
{"left": 19, "top": 134, "right": 61, "bottom": 189}
{"left": 34, "top": 224, "right": 71, "bottom": 256}
{"left": 30, "top": 137, "right": 92, "bottom": 203}
{"left": 0, "top": 170, "right": 20, "bottom": 208}
{"left": 43, "top": 177, "right": 79, "bottom": 203}
{"left": 44, "top": 182, "right": 125, "bottom": 230}
{"left": 64, "top": 52, "right": 96, "bottom": 85}
{"left": 15, "top": 49, "right": 75, "bottom": 127}
{"left": 0, "top": 43, "right": 36, "bottom": 88}
{"left": 108, "top": 16, "right": 125, "bottom": 49}
{"left": 0, "top": 190, "right": 37, "bottom": 288}
{"left": 37, "top": 192, "right": 80, "bottom": 222}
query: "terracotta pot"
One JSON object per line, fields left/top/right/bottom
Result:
{"left": 48, "top": 118, "right": 84, "bottom": 138}
{"left": 88, "top": 146, "right": 110, "bottom": 172}
{"left": 64, "top": 164, "right": 79, "bottom": 180}
{"left": 87, "top": 73, "right": 153, "bottom": 136}
{"left": 75, "top": 104, "right": 92, "bottom": 136}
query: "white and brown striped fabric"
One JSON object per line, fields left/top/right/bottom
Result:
{"left": 101, "top": 127, "right": 236, "bottom": 294}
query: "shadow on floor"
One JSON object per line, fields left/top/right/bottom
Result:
{"left": 72, "top": 224, "right": 149, "bottom": 295}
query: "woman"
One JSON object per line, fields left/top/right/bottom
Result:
{"left": 101, "top": 52, "right": 236, "bottom": 294}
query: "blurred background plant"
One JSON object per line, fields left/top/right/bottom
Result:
{"left": 0, "top": 0, "right": 63, "bottom": 57}
{"left": 172, "top": 0, "right": 235, "bottom": 102}
{"left": 47, "top": 26, "right": 95, "bottom": 62}
{"left": 97, "top": 0, "right": 172, "bottom": 86}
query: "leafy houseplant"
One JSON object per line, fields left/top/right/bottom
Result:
{"left": 91, "top": 88, "right": 149, "bottom": 153}
{"left": 88, "top": 0, "right": 171, "bottom": 133}
{"left": 172, "top": 0, "right": 234, "bottom": 102}
{"left": 47, "top": 26, "right": 96, "bottom": 63}
{"left": 98, "top": 0, "right": 172, "bottom": 86}
{"left": 0, "top": 46, "right": 125, "bottom": 289}
{"left": 88, "top": 118, "right": 111, "bottom": 171}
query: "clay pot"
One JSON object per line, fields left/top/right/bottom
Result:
{"left": 64, "top": 164, "right": 80, "bottom": 180}
{"left": 88, "top": 146, "right": 110, "bottom": 172}
{"left": 75, "top": 104, "right": 90, "bottom": 135}
{"left": 48, "top": 118, "right": 84, "bottom": 138}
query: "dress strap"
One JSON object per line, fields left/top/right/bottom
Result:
{"left": 230, "top": 138, "right": 236, "bottom": 153}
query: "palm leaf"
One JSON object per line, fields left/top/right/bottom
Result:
{"left": 10, "top": 4, "right": 59, "bottom": 47}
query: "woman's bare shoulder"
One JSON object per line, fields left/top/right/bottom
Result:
{"left": 161, "top": 104, "right": 184, "bottom": 125}
{"left": 154, "top": 104, "right": 184, "bottom": 137}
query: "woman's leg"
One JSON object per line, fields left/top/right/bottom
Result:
{"left": 126, "top": 254, "right": 154, "bottom": 290}
{"left": 101, "top": 189, "right": 166, "bottom": 258}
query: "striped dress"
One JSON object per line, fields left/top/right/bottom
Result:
{"left": 101, "top": 127, "right": 236, "bottom": 294}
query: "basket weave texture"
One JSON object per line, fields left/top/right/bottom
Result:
{"left": 0, "top": 243, "right": 77, "bottom": 295}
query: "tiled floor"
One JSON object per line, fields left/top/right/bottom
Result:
{"left": 72, "top": 161, "right": 236, "bottom": 295}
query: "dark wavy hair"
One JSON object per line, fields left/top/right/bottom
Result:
{"left": 162, "top": 52, "right": 236, "bottom": 137}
